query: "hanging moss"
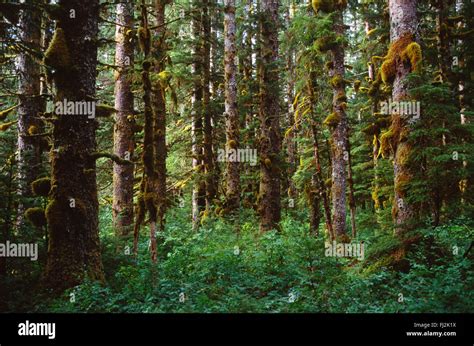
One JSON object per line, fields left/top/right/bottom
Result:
{"left": 323, "top": 112, "right": 341, "bottom": 128}
{"left": 315, "top": 35, "right": 338, "bottom": 52}
{"left": 330, "top": 74, "right": 345, "bottom": 88}
{"left": 311, "top": 0, "right": 334, "bottom": 13}
{"left": 31, "top": 177, "right": 51, "bottom": 197}
{"left": 362, "top": 123, "right": 379, "bottom": 136}
{"left": 0, "top": 104, "right": 18, "bottom": 121}
{"left": 227, "top": 140, "right": 237, "bottom": 149}
{"left": 353, "top": 80, "right": 361, "bottom": 92}
{"left": 25, "top": 207, "right": 47, "bottom": 228}
{"left": 264, "top": 158, "right": 272, "bottom": 169}
{"left": 44, "top": 27, "right": 71, "bottom": 71}
{"left": 379, "top": 129, "right": 394, "bottom": 157}
{"left": 379, "top": 34, "right": 422, "bottom": 85}
{"left": 0, "top": 121, "right": 16, "bottom": 132}
{"left": 137, "top": 27, "right": 151, "bottom": 53}
{"left": 401, "top": 42, "right": 422, "bottom": 71}
{"left": 28, "top": 125, "right": 39, "bottom": 135}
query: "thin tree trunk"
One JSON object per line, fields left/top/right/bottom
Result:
{"left": 191, "top": 2, "right": 205, "bottom": 229}
{"left": 113, "top": 0, "right": 135, "bottom": 245}
{"left": 258, "top": 0, "right": 281, "bottom": 232}
{"left": 16, "top": 3, "right": 43, "bottom": 231}
{"left": 328, "top": 9, "right": 349, "bottom": 240}
{"left": 224, "top": 0, "right": 240, "bottom": 212}
{"left": 202, "top": 0, "right": 216, "bottom": 211}
{"left": 153, "top": 0, "right": 169, "bottom": 244}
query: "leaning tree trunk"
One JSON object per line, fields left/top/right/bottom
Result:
{"left": 43, "top": 0, "right": 104, "bottom": 291}
{"left": 258, "top": 0, "right": 281, "bottom": 232}
{"left": 113, "top": 0, "right": 135, "bottom": 244}
{"left": 224, "top": 0, "right": 240, "bottom": 212}
{"left": 388, "top": 0, "right": 419, "bottom": 233}
{"left": 16, "top": 3, "right": 43, "bottom": 232}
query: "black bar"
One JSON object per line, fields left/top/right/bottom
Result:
{"left": 0, "top": 313, "right": 472, "bottom": 345}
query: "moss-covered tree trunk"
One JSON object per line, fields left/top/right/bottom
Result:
{"left": 328, "top": 8, "right": 349, "bottom": 240}
{"left": 113, "top": 0, "right": 135, "bottom": 243}
{"left": 224, "top": 0, "right": 240, "bottom": 212}
{"left": 16, "top": 4, "right": 43, "bottom": 231}
{"left": 153, "top": 0, "right": 169, "bottom": 240}
{"left": 388, "top": 0, "right": 419, "bottom": 233}
{"left": 258, "top": 0, "right": 281, "bottom": 232}
{"left": 43, "top": 0, "right": 104, "bottom": 291}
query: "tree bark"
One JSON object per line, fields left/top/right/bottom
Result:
{"left": 328, "top": 9, "right": 349, "bottom": 240}
{"left": 16, "top": 3, "right": 43, "bottom": 232}
{"left": 113, "top": 0, "right": 135, "bottom": 243}
{"left": 388, "top": 0, "right": 419, "bottom": 233}
{"left": 224, "top": 0, "right": 240, "bottom": 212}
{"left": 258, "top": 0, "right": 281, "bottom": 232}
{"left": 43, "top": 0, "right": 104, "bottom": 291}
{"left": 191, "top": 2, "right": 206, "bottom": 229}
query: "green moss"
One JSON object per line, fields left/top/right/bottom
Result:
{"left": 401, "top": 42, "right": 422, "bottom": 71}
{"left": 138, "top": 27, "right": 150, "bottom": 53}
{"left": 379, "top": 129, "right": 394, "bottom": 158}
{"left": 323, "top": 112, "right": 341, "bottom": 128}
{"left": 330, "top": 74, "right": 345, "bottom": 88}
{"left": 31, "top": 177, "right": 51, "bottom": 197}
{"left": 0, "top": 120, "right": 16, "bottom": 132}
{"left": 227, "top": 140, "right": 237, "bottom": 149}
{"left": 353, "top": 80, "right": 361, "bottom": 92}
{"left": 25, "top": 207, "right": 47, "bottom": 228}
{"left": 311, "top": 0, "right": 334, "bottom": 13}
{"left": 0, "top": 104, "right": 18, "bottom": 121}
{"left": 44, "top": 27, "right": 71, "bottom": 70}
{"left": 28, "top": 125, "right": 39, "bottom": 135}
{"left": 315, "top": 35, "right": 338, "bottom": 52}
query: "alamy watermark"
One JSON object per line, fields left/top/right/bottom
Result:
{"left": 0, "top": 241, "right": 38, "bottom": 261}
{"left": 216, "top": 147, "right": 257, "bottom": 166}
{"left": 379, "top": 98, "right": 420, "bottom": 124}
{"left": 325, "top": 241, "right": 365, "bottom": 260}
{"left": 54, "top": 99, "right": 96, "bottom": 119}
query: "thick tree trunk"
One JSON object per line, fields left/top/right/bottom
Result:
{"left": 224, "top": 0, "right": 240, "bottom": 212}
{"left": 16, "top": 4, "right": 43, "bottom": 231}
{"left": 389, "top": 0, "right": 418, "bottom": 233}
{"left": 328, "top": 10, "right": 349, "bottom": 240}
{"left": 258, "top": 0, "right": 281, "bottom": 232}
{"left": 113, "top": 0, "right": 135, "bottom": 243}
{"left": 43, "top": 0, "right": 104, "bottom": 291}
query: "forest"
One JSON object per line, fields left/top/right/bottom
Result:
{"left": 0, "top": 0, "right": 473, "bottom": 313}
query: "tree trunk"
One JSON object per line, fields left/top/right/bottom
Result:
{"left": 16, "top": 3, "right": 43, "bottom": 232}
{"left": 328, "top": 9, "right": 349, "bottom": 240}
{"left": 224, "top": 0, "right": 240, "bottom": 212}
{"left": 388, "top": 0, "right": 419, "bottom": 233}
{"left": 43, "top": 0, "right": 104, "bottom": 291}
{"left": 202, "top": 0, "right": 216, "bottom": 211}
{"left": 191, "top": 2, "right": 206, "bottom": 229}
{"left": 113, "top": 0, "right": 135, "bottom": 244}
{"left": 153, "top": 0, "right": 169, "bottom": 241}
{"left": 258, "top": 0, "right": 281, "bottom": 232}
